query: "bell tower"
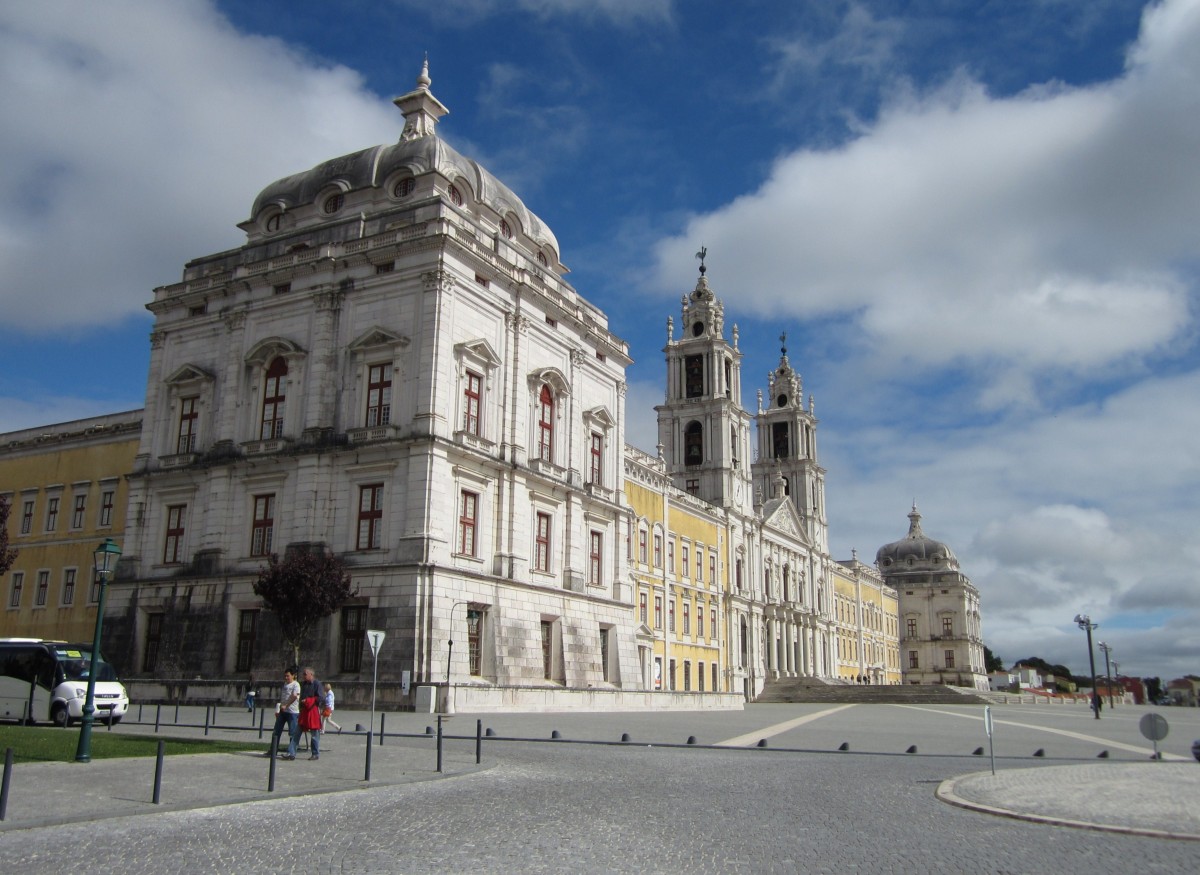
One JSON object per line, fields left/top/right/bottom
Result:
{"left": 655, "top": 250, "right": 753, "bottom": 512}
{"left": 751, "top": 334, "right": 828, "bottom": 552}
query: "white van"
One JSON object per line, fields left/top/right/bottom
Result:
{"left": 0, "top": 638, "right": 130, "bottom": 726}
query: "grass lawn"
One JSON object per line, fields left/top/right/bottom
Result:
{"left": 0, "top": 724, "right": 263, "bottom": 763}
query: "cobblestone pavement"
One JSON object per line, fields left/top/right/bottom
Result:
{"left": 1, "top": 704, "right": 1198, "bottom": 873}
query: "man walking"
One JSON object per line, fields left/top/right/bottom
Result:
{"left": 298, "top": 666, "right": 324, "bottom": 760}
{"left": 269, "top": 667, "right": 300, "bottom": 760}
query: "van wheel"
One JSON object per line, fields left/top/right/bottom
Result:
{"left": 51, "top": 705, "right": 69, "bottom": 728}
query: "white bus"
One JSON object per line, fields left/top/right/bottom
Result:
{"left": 0, "top": 638, "right": 130, "bottom": 726}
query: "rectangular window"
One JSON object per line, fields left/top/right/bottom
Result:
{"left": 20, "top": 500, "right": 33, "bottom": 534}
{"left": 467, "top": 608, "right": 483, "bottom": 676}
{"left": 639, "top": 592, "right": 647, "bottom": 624}
{"left": 667, "top": 540, "right": 675, "bottom": 574}
{"left": 600, "top": 627, "right": 610, "bottom": 682}
{"left": 712, "top": 663, "right": 719, "bottom": 692}
{"left": 683, "top": 661, "right": 691, "bottom": 692}
{"left": 669, "top": 658, "right": 677, "bottom": 691}
{"left": 683, "top": 602, "right": 690, "bottom": 636}
{"left": 458, "top": 491, "right": 478, "bottom": 556}
{"left": 71, "top": 494, "right": 87, "bottom": 529}
{"left": 534, "top": 512, "right": 551, "bottom": 572}
{"left": 89, "top": 573, "right": 102, "bottom": 604}
{"left": 710, "top": 608, "right": 717, "bottom": 640}
{"left": 99, "top": 490, "right": 114, "bottom": 527}
{"left": 942, "top": 617, "right": 953, "bottom": 637}
{"left": 45, "top": 496, "right": 59, "bottom": 532}
{"left": 709, "top": 555, "right": 716, "bottom": 587}
{"left": 143, "top": 613, "right": 163, "bottom": 672}
{"left": 668, "top": 599, "right": 676, "bottom": 633}
{"left": 696, "top": 549, "right": 703, "bottom": 583}
{"left": 537, "top": 385, "right": 554, "bottom": 462}
{"left": 589, "top": 530, "right": 602, "bottom": 585}
{"left": 340, "top": 606, "right": 367, "bottom": 672}
{"left": 541, "top": 620, "right": 553, "bottom": 680}
{"left": 697, "top": 605, "right": 705, "bottom": 639}
{"left": 681, "top": 544, "right": 689, "bottom": 578}
{"left": 945, "top": 650, "right": 955, "bottom": 669}
{"left": 260, "top": 359, "right": 287, "bottom": 439}
{"left": 772, "top": 421, "right": 789, "bottom": 459}
{"left": 178, "top": 396, "right": 199, "bottom": 453}
{"left": 250, "top": 494, "right": 275, "bottom": 557}
{"left": 685, "top": 479, "right": 699, "bottom": 496}
{"left": 654, "top": 595, "right": 663, "bottom": 629}
{"left": 736, "top": 559, "right": 743, "bottom": 590}
{"left": 698, "top": 662, "right": 705, "bottom": 692}
{"left": 653, "top": 534, "right": 662, "bottom": 568}
{"left": 906, "top": 618, "right": 917, "bottom": 638}
{"left": 35, "top": 570, "right": 49, "bottom": 607}
{"left": 463, "top": 371, "right": 482, "bottom": 435}
{"left": 638, "top": 529, "right": 647, "bottom": 564}
{"left": 235, "top": 609, "right": 258, "bottom": 672}
{"left": 909, "top": 651, "right": 919, "bottom": 669}
{"left": 62, "top": 568, "right": 76, "bottom": 606}
{"left": 357, "top": 485, "right": 383, "bottom": 550}
{"left": 9, "top": 572, "right": 23, "bottom": 607}
{"left": 366, "top": 363, "right": 392, "bottom": 427}
{"left": 589, "top": 432, "right": 603, "bottom": 485}
{"left": 163, "top": 505, "right": 186, "bottom": 564}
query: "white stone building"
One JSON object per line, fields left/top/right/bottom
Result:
{"left": 875, "top": 506, "right": 988, "bottom": 690}
{"left": 107, "top": 64, "right": 647, "bottom": 709}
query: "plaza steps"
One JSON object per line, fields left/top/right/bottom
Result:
{"left": 755, "top": 676, "right": 993, "bottom": 705}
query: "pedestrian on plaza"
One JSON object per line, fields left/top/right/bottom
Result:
{"left": 268, "top": 667, "right": 300, "bottom": 760}
{"left": 322, "top": 682, "right": 342, "bottom": 733}
{"left": 298, "top": 666, "right": 324, "bottom": 760}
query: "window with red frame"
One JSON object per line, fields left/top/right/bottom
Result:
{"left": 366, "top": 364, "right": 392, "bottom": 427}
{"left": 178, "top": 396, "right": 199, "bottom": 453}
{"left": 459, "top": 491, "right": 478, "bottom": 556}
{"left": 589, "top": 530, "right": 602, "bottom": 584}
{"left": 250, "top": 494, "right": 275, "bottom": 557}
{"left": 463, "top": 371, "right": 482, "bottom": 435}
{"left": 260, "top": 357, "right": 287, "bottom": 439}
{"left": 357, "top": 485, "right": 383, "bottom": 550}
{"left": 99, "top": 490, "right": 114, "bottom": 527}
{"left": 537, "top": 384, "right": 554, "bottom": 462}
{"left": 589, "top": 432, "right": 603, "bottom": 484}
{"left": 71, "top": 495, "right": 86, "bottom": 529}
{"left": 164, "top": 505, "right": 186, "bottom": 564}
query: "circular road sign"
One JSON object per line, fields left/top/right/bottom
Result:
{"left": 1140, "top": 712, "right": 1169, "bottom": 742}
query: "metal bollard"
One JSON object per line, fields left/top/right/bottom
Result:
{"left": 155, "top": 704, "right": 162, "bottom": 733}
{"left": 204, "top": 705, "right": 210, "bottom": 736}
{"left": 174, "top": 703, "right": 179, "bottom": 724}
{"left": 258, "top": 706, "right": 265, "bottom": 739}
{"left": 153, "top": 740, "right": 165, "bottom": 804}
{"left": 379, "top": 712, "right": 385, "bottom": 747}
{"left": 476, "top": 718, "right": 482, "bottom": 764}
{"left": 364, "top": 726, "right": 373, "bottom": 782}
{"left": 436, "top": 714, "right": 444, "bottom": 773}
{"left": 0, "top": 747, "right": 13, "bottom": 821}
{"left": 268, "top": 736, "right": 278, "bottom": 792}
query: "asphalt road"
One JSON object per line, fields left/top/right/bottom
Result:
{"left": 1, "top": 702, "right": 1197, "bottom": 873}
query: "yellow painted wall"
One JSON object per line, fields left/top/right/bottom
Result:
{"left": 1, "top": 414, "right": 141, "bottom": 644}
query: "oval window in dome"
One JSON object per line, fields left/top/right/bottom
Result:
{"left": 448, "top": 185, "right": 463, "bottom": 206}
{"left": 323, "top": 194, "right": 344, "bottom": 214}
{"left": 394, "top": 177, "right": 415, "bottom": 198}
{"left": 691, "top": 321, "right": 704, "bottom": 337}
{"left": 500, "top": 219, "right": 513, "bottom": 239}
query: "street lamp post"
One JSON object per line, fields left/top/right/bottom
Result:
{"left": 1074, "top": 614, "right": 1100, "bottom": 720}
{"left": 1098, "top": 641, "right": 1114, "bottom": 709}
{"left": 75, "top": 538, "right": 122, "bottom": 762}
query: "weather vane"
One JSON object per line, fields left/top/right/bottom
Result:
{"left": 695, "top": 245, "right": 707, "bottom": 275}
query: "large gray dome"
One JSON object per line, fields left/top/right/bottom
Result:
{"left": 246, "top": 63, "right": 560, "bottom": 258}
{"left": 875, "top": 506, "right": 959, "bottom": 571}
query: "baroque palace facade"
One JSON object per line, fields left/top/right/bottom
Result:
{"left": 1, "top": 64, "right": 939, "bottom": 709}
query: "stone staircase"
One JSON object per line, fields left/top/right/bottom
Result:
{"left": 755, "top": 676, "right": 993, "bottom": 705}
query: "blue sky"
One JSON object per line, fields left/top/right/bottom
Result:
{"left": 2, "top": 0, "right": 1198, "bottom": 683}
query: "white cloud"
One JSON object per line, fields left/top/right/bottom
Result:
{"left": 650, "top": 0, "right": 1200, "bottom": 401}
{"left": 0, "top": 0, "right": 399, "bottom": 332}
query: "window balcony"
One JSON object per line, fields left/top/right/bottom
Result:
{"left": 241, "top": 437, "right": 292, "bottom": 456}
{"left": 159, "top": 452, "right": 198, "bottom": 469}
{"left": 347, "top": 424, "right": 398, "bottom": 445}
{"left": 454, "top": 429, "right": 495, "bottom": 453}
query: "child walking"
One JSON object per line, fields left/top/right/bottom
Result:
{"left": 322, "top": 682, "right": 342, "bottom": 733}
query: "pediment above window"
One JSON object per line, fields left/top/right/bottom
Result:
{"left": 528, "top": 367, "right": 570, "bottom": 396}
{"left": 245, "top": 336, "right": 305, "bottom": 366}
{"left": 164, "top": 364, "right": 215, "bottom": 386}
{"left": 454, "top": 338, "right": 501, "bottom": 369}
{"left": 583, "top": 406, "right": 615, "bottom": 430}
{"left": 349, "top": 326, "right": 411, "bottom": 353}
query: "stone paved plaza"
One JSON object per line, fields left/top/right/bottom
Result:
{"left": 2, "top": 703, "right": 1198, "bottom": 873}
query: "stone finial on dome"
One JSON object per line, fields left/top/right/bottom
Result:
{"left": 394, "top": 57, "right": 449, "bottom": 142}
{"left": 907, "top": 503, "right": 924, "bottom": 539}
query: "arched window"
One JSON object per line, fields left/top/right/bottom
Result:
{"left": 537, "top": 384, "right": 554, "bottom": 462}
{"left": 260, "top": 357, "right": 288, "bottom": 439}
{"left": 499, "top": 219, "right": 513, "bottom": 239}
{"left": 684, "top": 420, "right": 703, "bottom": 465}
{"left": 394, "top": 177, "right": 415, "bottom": 198}
{"left": 448, "top": 184, "right": 463, "bottom": 207}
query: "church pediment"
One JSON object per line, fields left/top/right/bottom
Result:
{"left": 762, "top": 498, "right": 811, "bottom": 547}
{"left": 583, "top": 405, "right": 615, "bottom": 429}
{"left": 454, "top": 338, "right": 501, "bottom": 368}
{"left": 528, "top": 366, "right": 570, "bottom": 396}
{"left": 245, "top": 336, "right": 305, "bottom": 365}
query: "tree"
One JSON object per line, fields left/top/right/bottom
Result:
{"left": 253, "top": 546, "right": 356, "bottom": 666}
{"left": 983, "top": 645, "right": 1004, "bottom": 673}
{"left": 1143, "top": 677, "right": 1163, "bottom": 702}
{"left": 0, "top": 495, "right": 18, "bottom": 577}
